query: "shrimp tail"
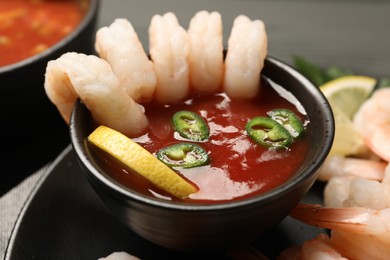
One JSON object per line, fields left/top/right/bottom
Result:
{"left": 290, "top": 204, "right": 390, "bottom": 235}
{"left": 291, "top": 204, "right": 363, "bottom": 232}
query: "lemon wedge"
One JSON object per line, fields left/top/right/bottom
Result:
{"left": 320, "top": 75, "right": 376, "bottom": 119}
{"left": 88, "top": 125, "right": 198, "bottom": 199}
{"left": 320, "top": 76, "right": 376, "bottom": 157}
{"left": 328, "top": 105, "right": 367, "bottom": 156}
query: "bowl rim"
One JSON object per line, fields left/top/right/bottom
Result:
{"left": 70, "top": 56, "right": 335, "bottom": 212}
{"left": 0, "top": 0, "right": 100, "bottom": 74}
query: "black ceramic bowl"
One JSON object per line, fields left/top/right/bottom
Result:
{"left": 70, "top": 57, "right": 334, "bottom": 252}
{"left": 0, "top": 0, "right": 100, "bottom": 147}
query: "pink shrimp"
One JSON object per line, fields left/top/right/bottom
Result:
{"left": 324, "top": 163, "right": 390, "bottom": 209}
{"left": 148, "top": 12, "right": 190, "bottom": 104}
{"left": 278, "top": 234, "right": 347, "bottom": 260}
{"left": 353, "top": 88, "right": 390, "bottom": 162}
{"left": 187, "top": 10, "right": 224, "bottom": 94}
{"left": 223, "top": 15, "right": 267, "bottom": 99}
{"left": 286, "top": 204, "right": 390, "bottom": 260}
{"left": 98, "top": 252, "right": 140, "bottom": 260}
{"left": 44, "top": 52, "right": 148, "bottom": 137}
{"left": 317, "top": 155, "right": 386, "bottom": 182}
{"left": 95, "top": 18, "right": 157, "bottom": 103}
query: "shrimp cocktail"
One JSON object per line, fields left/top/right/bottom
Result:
{"left": 45, "top": 10, "right": 335, "bottom": 251}
{"left": 44, "top": 11, "right": 312, "bottom": 204}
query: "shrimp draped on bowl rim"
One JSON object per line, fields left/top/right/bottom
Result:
{"left": 44, "top": 11, "right": 268, "bottom": 138}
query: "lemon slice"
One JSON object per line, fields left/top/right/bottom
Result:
{"left": 320, "top": 75, "right": 376, "bottom": 119}
{"left": 88, "top": 125, "right": 198, "bottom": 199}
{"left": 328, "top": 105, "right": 367, "bottom": 156}
{"left": 320, "top": 76, "right": 376, "bottom": 157}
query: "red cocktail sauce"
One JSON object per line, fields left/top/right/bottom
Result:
{"left": 93, "top": 79, "right": 311, "bottom": 204}
{"left": 0, "top": 0, "right": 87, "bottom": 67}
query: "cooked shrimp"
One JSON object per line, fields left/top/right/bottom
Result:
{"left": 318, "top": 155, "right": 386, "bottom": 182}
{"left": 289, "top": 204, "right": 390, "bottom": 260}
{"left": 223, "top": 15, "right": 267, "bottom": 99}
{"left": 353, "top": 88, "right": 390, "bottom": 161}
{"left": 98, "top": 251, "right": 140, "bottom": 260}
{"left": 149, "top": 12, "right": 190, "bottom": 103}
{"left": 278, "top": 234, "right": 347, "bottom": 260}
{"left": 187, "top": 10, "right": 224, "bottom": 94}
{"left": 324, "top": 163, "right": 390, "bottom": 209}
{"left": 44, "top": 52, "right": 148, "bottom": 137}
{"left": 343, "top": 177, "right": 390, "bottom": 209}
{"left": 323, "top": 177, "right": 353, "bottom": 208}
{"left": 95, "top": 18, "right": 157, "bottom": 102}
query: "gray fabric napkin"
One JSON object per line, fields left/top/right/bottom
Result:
{"left": 0, "top": 165, "right": 48, "bottom": 259}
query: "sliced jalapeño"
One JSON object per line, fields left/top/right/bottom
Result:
{"left": 156, "top": 143, "right": 210, "bottom": 168}
{"left": 172, "top": 111, "right": 209, "bottom": 141}
{"left": 245, "top": 117, "right": 293, "bottom": 149}
{"left": 267, "top": 108, "right": 304, "bottom": 138}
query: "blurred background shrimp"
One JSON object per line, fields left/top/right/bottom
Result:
{"left": 324, "top": 163, "right": 390, "bottom": 209}
{"left": 187, "top": 10, "right": 224, "bottom": 94}
{"left": 317, "top": 156, "right": 386, "bottom": 182}
{"left": 44, "top": 52, "right": 149, "bottom": 137}
{"left": 353, "top": 88, "right": 390, "bottom": 162}
{"left": 223, "top": 15, "right": 267, "bottom": 99}
{"left": 279, "top": 161, "right": 390, "bottom": 259}
{"left": 149, "top": 12, "right": 190, "bottom": 104}
{"left": 95, "top": 18, "right": 157, "bottom": 103}
{"left": 98, "top": 251, "right": 140, "bottom": 260}
{"left": 278, "top": 234, "right": 347, "bottom": 260}
{"left": 281, "top": 204, "right": 390, "bottom": 260}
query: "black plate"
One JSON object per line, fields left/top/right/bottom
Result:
{"left": 5, "top": 146, "right": 325, "bottom": 260}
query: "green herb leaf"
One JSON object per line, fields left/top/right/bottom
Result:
{"left": 374, "top": 77, "right": 390, "bottom": 90}
{"left": 323, "top": 66, "right": 353, "bottom": 82}
{"left": 293, "top": 55, "right": 353, "bottom": 86}
{"left": 292, "top": 55, "right": 327, "bottom": 86}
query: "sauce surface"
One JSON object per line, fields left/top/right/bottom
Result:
{"left": 0, "top": 0, "right": 87, "bottom": 67}
{"left": 94, "top": 79, "right": 311, "bottom": 204}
